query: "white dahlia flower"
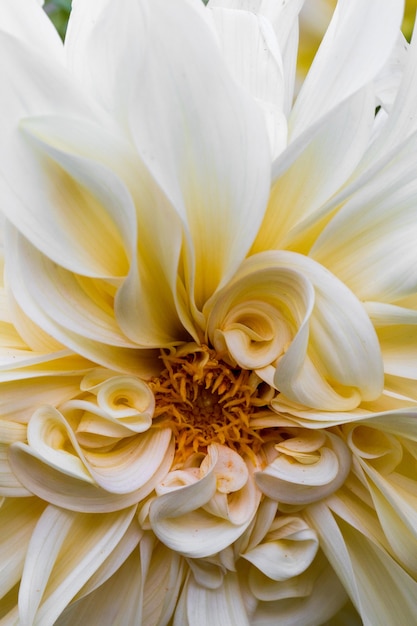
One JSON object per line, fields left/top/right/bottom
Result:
{"left": 1, "top": 1, "right": 417, "bottom": 624}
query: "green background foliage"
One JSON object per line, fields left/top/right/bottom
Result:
{"left": 43, "top": 0, "right": 72, "bottom": 39}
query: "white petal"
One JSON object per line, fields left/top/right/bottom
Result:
{"left": 18, "top": 116, "right": 136, "bottom": 277}
{"left": 210, "top": 6, "right": 288, "bottom": 157}
{"left": 242, "top": 516, "right": 319, "bottom": 581}
{"left": 307, "top": 502, "right": 417, "bottom": 623}
{"left": 207, "top": 264, "right": 304, "bottom": 370}
{"left": 209, "top": 251, "right": 383, "bottom": 410}
{"left": 0, "top": 497, "right": 45, "bottom": 598}
{"left": 0, "top": 420, "right": 31, "bottom": 497}
{"left": 9, "top": 426, "right": 174, "bottom": 513}
{"left": 310, "top": 131, "right": 417, "bottom": 302}
{"left": 290, "top": 0, "right": 403, "bottom": 137}
{"left": 126, "top": 0, "right": 271, "bottom": 310}
{"left": 249, "top": 553, "right": 348, "bottom": 625}
{"left": 68, "top": 0, "right": 271, "bottom": 312}
{"left": 182, "top": 572, "right": 250, "bottom": 626}
{"left": 18, "top": 504, "right": 136, "bottom": 626}
{"left": 0, "top": 373, "right": 82, "bottom": 423}
{"left": 363, "top": 465, "right": 417, "bottom": 574}
{"left": 65, "top": 0, "right": 150, "bottom": 125}
{"left": 0, "top": 34, "right": 105, "bottom": 269}
{"left": 74, "top": 518, "right": 143, "bottom": 601}
{"left": 19, "top": 115, "right": 190, "bottom": 347}
{"left": 254, "top": 88, "right": 375, "bottom": 252}
{"left": 0, "top": 0, "right": 63, "bottom": 58}
{"left": 150, "top": 445, "right": 259, "bottom": 558}
{"left": 256, "top": 431, "right": 351, "bottom": 505}
{"left": 364, "top": 30, "right": 417, "bottom": 162}
{"left": 55, "top": 548, "right": 143, "bottom": 626}
{"left": 6, "top": 228, "right": 160, "bottom": 376}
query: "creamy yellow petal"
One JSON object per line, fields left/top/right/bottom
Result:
{"left": 310, "top": 159, "right": 417, "bottom": 303}
{"left": 150, "top": 445, "right": 259, "bottom": 558}
{"left": 18, "top": 504, "right": 136, "bottom": 626}
{"left": 9, "top": 426, "right": 174, "bottom": 513}
{"left": 256, "top": 431, "right": 351, "bottom": 505}
{"left": 0, "top": 498, "right": 45, "bottom": 599}
{"left": 55, "top": 549, "right": 143, "bottom": 626}
{"left": 178, "top": 572, "right": 250, "bottom": 626}
{"left": 21, "top": 114, "right": 189, "bottom": 347}
{"left": 209, "top": 251, "right": 383, "bottom": 410}
{"left": 249, "top": 553, "right": 348, "bottom": 625}
{"left": 254, "top": 89, "right": 375, "bottom": 253}
{"left": 124, "top": 0, "right": 271, "bottom": 311}
{"left": 307, "top": 502, "right": 417, "bottom": 622}
{"left": 242, "top": 516, "right": 319, "bottom": 581}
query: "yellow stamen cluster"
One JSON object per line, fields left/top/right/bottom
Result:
{"left": 149, "top": 345, "right": 272, "bottom": 466}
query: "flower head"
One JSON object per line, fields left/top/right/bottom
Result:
{"left": 1, "top": 0, "right": 417, "bottom": 624}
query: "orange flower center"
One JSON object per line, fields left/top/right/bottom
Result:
{"left": 149, "top": 345, "right": 274, "bottom": 466}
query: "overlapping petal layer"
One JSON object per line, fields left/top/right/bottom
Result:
{"left": 1, "top": 0, "right": 417, "bottom": 625}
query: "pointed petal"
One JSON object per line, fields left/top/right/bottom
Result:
{"left": 210, "top": 5, "right": 288, "bottom": 157}
{"left": 18, "top": 504, "right": 136, "bottom": 626}
{"left": 1, "top": 0, "right": 63, "bottom": 58}
{"left": 310, "top": 131, "right": 417, "bottom": 303}
{"left": 363, "top": 466, "right": 417, "bottom": 574}
{"left": 6, "top": 228, "right": 160, "bottom": 376}
{"left": 19, "top": 115, "right": 189, "bottom": 347}
{"left": 65, "top": 0, "right": 150, "bottom": 125}
{"left": 290, "top": 0, "right": 403, "bottom": 137}
{"left": 0, "top": 33, "right": 105, "bottom": 271}
{"left": 126, "top": 0, "right": 271, "bottom": 309}
{"left": 254, "top": 88, "right": 375, "bottom": 252}
{"left": 67, "top": 0, "right": 271, "bottom": 311}
{"left": 184, "top": 572, "right": 250, "bottom": 626}
{"left": 0, "top": 498, "right": 45, "bottom": 597}
{"left": 307, "top": 502, "right": 417, "bottom": 623}
{"left": 17, "top": 116, "right": 137, "bottom": 277}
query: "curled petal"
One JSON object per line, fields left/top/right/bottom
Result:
{"left": 245, "top": 551, "right": 348, "bottom": 623}
{"left": 242, "top": 515, "right": 319, "bottom": 582}
{"left": 206, "top": 264, "right": 312, "bottom": 371}
{"left": 150, "top": 444, "right": 260, "bottom": 558}
{"left": 207, "top": 250, "right": 383, "bottom": 410}
{"left": 96, "top": 376, "right": 155, "bottom": 421}
{"left": 256, "top": 431, "right": 351, "bottom": 505}
{"left": 345, "top": 424, "right": 403, "bottom": 474}
{"left": 9, "top": 405, "right": 174, "bottom": 511}
{"left": 62, "top": 376, "right": 155, "bottom": 441}
{"left": 81, "top": 428, "right": 172, "bottom": 495}
{"left": 25, "top": 405, "right": 94, "bottom": 484}
{"left": 200, "top": 443, "right": 248, "bottom": 494}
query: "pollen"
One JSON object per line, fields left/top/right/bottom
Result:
{"left": 149, "top": 344, "right": 274, "bottom": 467}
